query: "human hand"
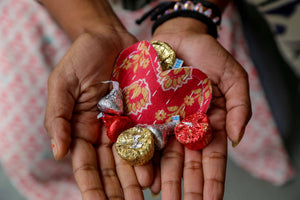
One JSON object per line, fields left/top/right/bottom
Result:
{"left": 44, "top": 28, "right": 155, "bottom": 199}
{"left": 151, "top": 18, "right": 252, "bottom": 199}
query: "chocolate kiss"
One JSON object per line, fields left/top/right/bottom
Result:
{"left": 97, "top": 81, "right": 124, "bottom": 115}
{"left": 146, "top": 122, "right": 176, "bottom": 150}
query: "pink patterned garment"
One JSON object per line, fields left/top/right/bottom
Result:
{"left": 0, "top": 0, "right": 295, "bottom": 200}
{"left": 219, "top": 5, "right": 295, "bottom": 185}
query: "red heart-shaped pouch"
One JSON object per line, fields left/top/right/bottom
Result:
{"left": 112, "top": 41, "right": 212, "bottom": 126}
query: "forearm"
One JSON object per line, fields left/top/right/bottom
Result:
{"left": 39, "top": 0, "right": 126, "bottom": 40}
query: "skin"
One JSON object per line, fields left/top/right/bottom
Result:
{"left": 43, "top": 0, "right": 251, "bottom": 199}
{"left": 152, "top": 18, "right": 251, "bottom": 199}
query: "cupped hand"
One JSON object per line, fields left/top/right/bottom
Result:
{"left": 151, "top": 18, "right": 252, "bottom": 200}
{"left": 44, "top": 29, "right": 153, "bottom": 200}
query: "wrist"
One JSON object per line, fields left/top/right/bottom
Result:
{"left": 137, "top": 0, "right": 223, "bottom": 38}
{"left": 40, "top": 0, "right": 128, "bottom": 40}
{"left": 153, "top": 17, "right": 209, "bottom": 37}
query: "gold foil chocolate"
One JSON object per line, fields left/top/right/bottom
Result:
{"left": 151, "top": 41, "right": 176, "bottom": 71}
{"left": 115, "top": 127, "right": 155, "bottom": 166}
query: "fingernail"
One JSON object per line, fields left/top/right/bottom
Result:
{"left": 231, "top": 141, "right": 240, "bottom": 148}
{"left": 232, "top": 127, "right": 245, "bottom": 148}
{"left": 51, "top": 139, "right": 58, "bottom": 160}
{"left": 151, "top": 191, "right": 160, "bottom": 199}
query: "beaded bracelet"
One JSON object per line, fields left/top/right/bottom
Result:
{"left": 136, "top": 0, "right": 222, "bottom": 38}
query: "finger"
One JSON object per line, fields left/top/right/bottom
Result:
{"left": 150, "top": 164, "right": 161, "bottom": 195}
{"left": 44, "top": 66, "right": 77, "bottom": 160}
{"left": 134, "top": 162, "right": 154, "bottom": 189}
{"left": 161, "top": 137, "right": 184, "bottom": 200}
{"left": 220, "top": 60, "right": 252, "bottom": 145}
{"left": 97, "top": 125, "right": 123, "bottom": 199}
{"left": 113, "top": 146, "right": 144, "bottom": 200}
{"left": 202, "top": 129, "right": 227, "bottom": 200}
{"left": 150, "top": 152, "right": 161, "bottom": 194}
{"left": 183, "top": 147, "right": 204, "bottom": 200}
{"left": 71, "top": 138, "right": 106, "bottom": 200}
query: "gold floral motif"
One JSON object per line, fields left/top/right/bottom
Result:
{"left": 184, "top": 96, "right": 194, "bottom": 106}
{"left": 164, "top": 105, "right": 186, "bottom": 123}
{"left": 131, "top": 42, "right": 150, "bottom": 74}
{"left": 114, "top": 41, "right": 151, "bottom": 77}
{"left": 122, "top": 57, "right": 133, "bottom": 70}
{"left": 156, "top": 80, "right": 211, "bottom": 123}
{"left": 158, "top": 68, "right": 192, "bottom": 91}
{"left": 155, "top": 109, "right": 167, "bottom": 121}
{"left": 201, "top": 79, "right": 212, "bottom": 106}
{"left": 113, "top": 64, "right": 120, "bottom": 80}
{"left": 139, "top": 41, "right": 150, "bottom": 53}
{"left": 124, "top": 80, "right": 150, "bottom": 115}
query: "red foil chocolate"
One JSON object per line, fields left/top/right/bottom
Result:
{"left": 174, "top": 112, "right": 213, "bottom": 150}
{"left": 102, "top": 114, "right": 135, "bottom": 142}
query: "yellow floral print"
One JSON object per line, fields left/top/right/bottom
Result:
{"left": 184, "top": 95, "right": 195, "bottom": 106}
{"left": 124, "top": 80, "right": 150, "bottom": 114}
{"left": 114, "top": 41, "right": 151, "bottom": 77}
{"left": 158, "top": 68, "right": 192, "bottom": 91}
{"left": 155, "top": 109, "right": 167, "bottom": 121}
{"left": 155, "top": 80, "right": 211, "bottom": 123}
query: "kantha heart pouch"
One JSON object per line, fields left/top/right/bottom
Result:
{"left": 112, "top": 41, "right": 212, "bottom": 125}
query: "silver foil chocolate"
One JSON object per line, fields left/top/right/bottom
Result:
{"left": 97, "top": 81, "right": 124, "bottom": 115}
{"left": 146, "top": 122, "right": 176, "bottom": 150}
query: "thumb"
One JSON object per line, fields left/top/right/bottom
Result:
{"left": 44, "top": 66, "right": 78, "bottom": 160}
{"left": 220, "top": 59, "right": 252, "bottom": 147}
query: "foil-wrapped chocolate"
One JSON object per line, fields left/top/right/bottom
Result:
{"left": 151, "top": 41, "right": 176, "bottom": 71}
{"left": 174, "top": 112, "right": 213, "bottom": 150}
{"left": 146, "top": 122, "right": 176, "bottom": 150}
{"left": 101, "top": 114, "right": 134, "bottom": 142}
{"left": 115, "top": 127, "right": 155, "bottom": 166}
{"left": 97, "top": 81, "right": 124, "bottom": 115}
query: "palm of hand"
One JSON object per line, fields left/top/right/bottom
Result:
{"left": 48, "top": 32, "right": 135, "bottom": 145}
{"left": 45, "top": 30, "right": 250, "bottom": 200}
{"left": 151, "top": 33, "right": 250, "bottom": 199}
{"left": 45, "top": 32, "right": 152, "bottom": 199}
{"left": 67, "top": 34, "right": 229, "bottom": 200}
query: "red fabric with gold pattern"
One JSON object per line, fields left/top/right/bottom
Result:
{"left": 112, "top": 41, "right": 212, "bottom": 125}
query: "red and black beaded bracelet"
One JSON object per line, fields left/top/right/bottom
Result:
{"left": 136, "top": 0, "right": 222, "bottom": 38}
